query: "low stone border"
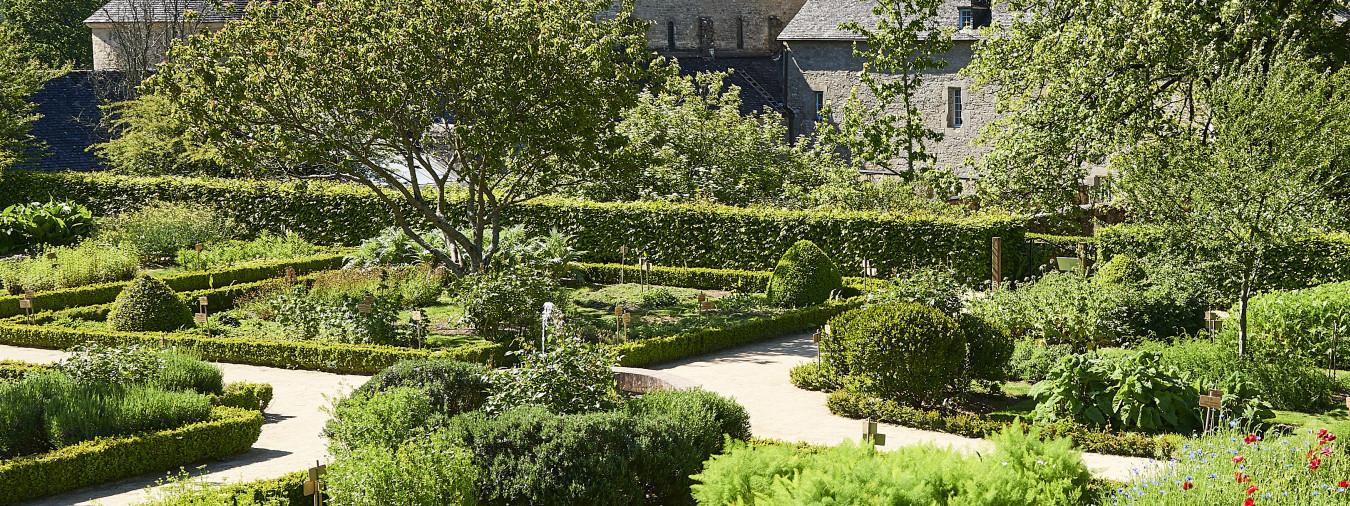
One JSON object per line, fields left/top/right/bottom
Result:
{"left": 614, "top": 366, "right": 698, "bottom": 394}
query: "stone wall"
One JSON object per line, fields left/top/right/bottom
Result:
{"left": 89, "top": 22, "right": 224, "bottom": 71}
{"left": 783, "top": 39, "right": 995, "bottom": 176}
{"left": 618, "top": 0, "right": 807, "bottom": 56}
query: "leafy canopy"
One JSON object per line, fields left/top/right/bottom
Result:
{"left": 0, "top": 29, "right": 63, "bottom": 176}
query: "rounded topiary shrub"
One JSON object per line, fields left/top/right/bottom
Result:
{"left": 821, "top": 303, "right": 966, "bottom": 406}
{"left": 1094, "top": 254, "right": 1145, "bottom": 285}
{"left": 764, "top": 240, "right": 843, "bottom": 308}
{"left": 958, "top": 313, "right": 1013, "bottom": 383}
{"left": 107, "top": 275, "right": 194, "bottom": 332}
{"left": 353, "top": 359, "right": 490, "bottom": 416}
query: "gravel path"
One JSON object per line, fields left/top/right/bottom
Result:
{"left": 0, "top": 345, "right": 368, "bottom": 506}
{"left": 655, "top": 332, "right": 1161, "bottom": 482}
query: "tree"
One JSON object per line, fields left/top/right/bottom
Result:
{"left": 586, "top": 69, "right": 847, "bottom": 207}
{"left": 95, "top": 92, "right": 229, "bottom": 176}
{"left": 966, "top": 0, "right": 1350, "bottom": 214}
{"left": 822, "top": 0, "right": 953, "bottom": 179}
{"left": 1115, "top": 52, "right": 1350, "bottom": 357}
{"left": 149, "top": 0, "right": 652, "bottom": 275}
{"left": 0, "top": 29, "right": 63, "bottom": 176}
{"left": 0, "top": 0, "right": 103, "bottom": 67}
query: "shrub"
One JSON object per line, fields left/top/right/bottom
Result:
{"left": 352, "top": 359, "right": 490, "bottom": 416}
{"left": 55, "top": 343, "right": 163, "bottom": 386}
{"left": 97, "top": 202, "right": 238, "bottom": 263}
{"left": 1031, "top": 352, "right": 1201, "bottom": 433}
{"left": 325, "top": 429, "right": 478, "bottom": 506}
{"left": 486, "top": 333, "right": 620, "bottom": 415}
{"left": 970, "top": 272, "right": 1141, "bottom": 349}
{"left": 820, "top": 303, "right": 966, "bottom": 406}
{"left": 691, "top": 425, "right": 1089, "bottom": 506}
{"left": 151, "top": 350, "right": 224, "bottom": 394}
{"left": 960, "top": 312, "right": 1014, "bottom": 384}
{"left": 344, "top": 227, "right": 428, "bottom": 268}
{"left": 240, "top": 284, "right": 404, "bottom": 346}
{"left": 0, "top": 360, "right": 47, "bottom": 383}
{"left": 0, "top": 200, "right": 94, "bottom": 254}
{"left": 456, "top": 264, "right": 565, "bottom": 340}
{"left": 173, "top": 232, "right": 320, "bottom": 271}
{"left": 639, "top": 287, "right": 679, "bottom": 309}
{"left": 214, "top": 382, "right": 274, "bottom": 411}
{"left": 788, "top": 361, "right": 838, "bottom": 392}
{"left": 1244, "top": 280, "right": 1350, "bottom": 361}
{"left": 614, "top": 299, "right": 858, "bottom": 367}
{"left": 107, "top": 275, "right": 194, "bottom": 332}
{"left": 445, "top": 406, "right": 643, "bottom": 506}
{"left": 0, "top": 240, "right": 140, "bottom": 294}
{"left": 1143, "top": 336, "right": 1341, "bottom": 412}
{"left": 764, "top": 240, "right": 843, "bottom": 308}
{"left": 1094, "top": 254, "right": 1145, "bottom": 285}
{"left": 624, "top": 389, "right": 752, "bottom": 505}
{"left": 325, "top": 387, "right": 437, "bottom": 458}
{"left": 1008, "top": 339, "right": 1074, "bottom": 381}
{"left": 139, "top": 470, "right": 307, "bottom": 506}
{"left": 871, "top": 267, "right": 964, "bottom": 315}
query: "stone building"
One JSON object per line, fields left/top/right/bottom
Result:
{"left": 84, "top": 0, "right": 248, "bottom": 72}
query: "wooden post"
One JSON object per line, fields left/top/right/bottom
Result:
{"left": 304, "top": 462, "right": 326, "bottom": 506}
{"left": 991, "top": 237, "right": 1003, "bottom": 290}
{"left": 619, "top": 245, "right": 628, "bottom": 285}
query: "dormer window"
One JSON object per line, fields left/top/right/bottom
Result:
{"left": 957, "top": 7, "right": 974, "bottom": 30}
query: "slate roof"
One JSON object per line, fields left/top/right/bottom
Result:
{"left": 778, "top": 0, "right": 1010, "bottom": 41}
{"left": 18, "top": 71, "right": 115, "bottom": 172}
{"left": 84, "top": 0, "right": 252, "bottom": 24}
{"left": 675, "top": 57, "right": 787, "bottom": 115}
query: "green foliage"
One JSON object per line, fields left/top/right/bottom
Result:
{"left": 352, "top": 359, "right": 489, "bottom": 416}
{"left": 213, "top": 382, "right": 273, "bottom": 411}
{"left": 614, "top": 299, "right": 858, "bottom": 367}
{"left": 107, "top": 275, "right": 194, "bottom": 332}
{"left": 0, "top": 0, "right": 103, "bottom": 67}
{"left": 0, "top": 360, "right": 46, "bottom": 382}
{"left": 487, "top": 333, "right": 620, "bottom": 415}
{"left": 0, "top": 406, "right": 262, "bottom": 504}
{"left": 0, "top": 240, "right": 140, "bottom": 294}
{"left": 825, "top": 388, "right": 1181, "bottom": 458}
{"left": 97, "top": 202, "right": 238, "bottom": 263}
{"left": 344, "top": 227, "right": 428, "bottom": 268}
{"left": 306, "top": 265, "right": 449, "bottom": 309}
{"left": 0, "top": 28, "right": 59, "bottom": 176}
{"left": 820, "top": 303, "right": 966, "bottom": 406}
{"left": 446, "top": 406, "right": 643, "bottom": 505}
{"left": 765, "top": 240, "right": 843, "bottom": 308}
{"left": 1111, "top": 427, "right": 1350, "bottom": 505}
{"left": 1008, "top": 339, "right": 1074, "bottom": 381}
{"left": 959, "top": 312, "right": 1014, "bottom": 384}
{"left": 96, "top": 93, "right": 230, "bottom": 177}
{"left": 692, "top": 425, "right": 1089, "bottom": 506}
{"left": 0, "top": 171, "right": 1028, "bottom": 282}
{"left": 0, "top": 200, "right": 94, "bottom": 254}
{"left": 236, "top": 283, "right": 404, "bottom": 346}
{"left": 1244, "top": 281, "right": 1350, "bottom": 361}
{"left": 1095, "top": 254, "right": 1146, "bottom": 286}
{"left": 0, "top": 323, "right": 508, "bottom": 375}
{"left": 325, "top": 387, "right": 438, "bottom": 458}
{"left": 139, "top": 471, "right": 308, "bottom": 506}
{"left": 1143, "top": 337, "right": 1341, "bottom": 412}
{"left": 455, "top": 264, "right": 565, "bottom": 340}
{"left": 788, "top": 360, "right": 839, "bottom": 392}
{"left": 870, "top": 266, "right": 964, "bottom": 315}
{"left": 326, "top": 429, "right": 478, "bottom": 506}
{"left": 623, "top": 389, "right": 753, "bottom": 505}
{"left": 0, "top": 253, "right": 344, "bottom": 318}
{"left": 590, "top": 69, "right": 848, "bottom": 207}
{"left": 1030, "top": 352, "right": 1200, "bottom": 433}
{"left": 575, "top": 262, "right": 771, "bottom": 292}
{"left": 639, "top": 287, "right": 679, "bottom": 309}
{"left": 173, "top": 233, "right": 320, "bottom": 271}
{"left": 54, "top": 343, "right": 163, "bottom": 386}
{"left": 151, "top": 350, "right": 224, "bottom": 395}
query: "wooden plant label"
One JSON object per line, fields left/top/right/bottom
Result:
{"left": 23, "top": 289, "right": 34, "bottom": 299}
{"left": 622, "top": 313, "right": 632, "bottom": 325}
{"left": 198, "top": 296, "right": 209, "bottom": 307}
{"left": 697, "top": 292, "right": 707, "bottom": 303}
{"left": 613, "top": 306, "right": 623, "bottom": 317}
{"left": 285, "top": 267, "right": 298, "bottom": 284}
{"left": 46, "top": 252, "right": 57, "bottom": 260}
{"left": 18, "top": 299, "right": 32, "bottom": 310}
{"left": 195, "top": 243, "right": 204, "bottom": 253}
{"left": 700, "top": 301, "right": 714, "bottom": 311}
{"left": 194, "top": 313, "right": 209, "bottom": 325}
{"left": 1198, "top": 389, "right": 1224, "bottom": 409}
{"left": 863, "top": 420, "right": 886, "bottom": 446}
{"left": 410, "top": 310, "right": 424, "bottom": 322}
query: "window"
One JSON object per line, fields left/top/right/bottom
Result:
{"left": 814, "top": 91, "right": 825, "bottom": 121}
{"left": 957, "top": 7, "right": 974, "bottom": 29}
{"left": 948, "top": 87, "right": 963, "bottom": 128}
{"left": 667, "top": 21, "right": 676, "bottom": 50}
{"left": 737, "top": 17, "right": 745, "bottom": 49}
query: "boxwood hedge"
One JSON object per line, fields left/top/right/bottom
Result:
{"left": 0, "top": 406, "right": 263, "bottom": 505}
{"left": 615, "top": 299, "right": 860, "bottom": 367}
{"left": 1, "top": 171, "right": 1026, "bottom": 284}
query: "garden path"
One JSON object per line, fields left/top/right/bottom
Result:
{"left": 0, "top": 345, "right": 367, "bottom": 506}
{"left": 655, "top": 331, "right": 1163, "bottom": 482}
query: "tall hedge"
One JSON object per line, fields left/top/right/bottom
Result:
{"left": 1, "top": 171, "right": 1026, "bottom": 283}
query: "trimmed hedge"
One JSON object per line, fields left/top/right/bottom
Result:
{"left": 0, "top": 405, "right": 263, "bottom": 505}
{"left": 0, "top": 324, "right": 508, "bottom": 375}
{"left": 615, "top": 299, "right": 860, "bottom": 367}
{"left": 0, "top": 253, "right": 344, "bottom": 318}
{"left": 576, "top": 262, "right": 771, "bottom": 291}
{"left": 1, "top": 172, "right": 1027, "bottom": 284}
{"left": 0, "top": 360, "right": 47, "bottom": 382}
{"left": 1098, "top": 225, "right": 1350, "bottom": 293}
{"left": 826, "top": 389, "right": 1180, "bottom": 459}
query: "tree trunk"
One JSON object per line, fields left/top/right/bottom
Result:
{"left": 1238, "top": 276, "right": 1251, "bottom": 358}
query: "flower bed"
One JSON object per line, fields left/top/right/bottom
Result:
{"left": 0, "top": 405, "right": 263, "bottom": 505}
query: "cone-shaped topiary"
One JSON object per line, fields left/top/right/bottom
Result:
{"left": 107, "top": 274, "right": 194, "bottom": 332}
{"left": 765, "top": 240, "right": 842, "bottom": 308}
{"left": 1094, "top": 254, "right": 1145, "bottom": 286}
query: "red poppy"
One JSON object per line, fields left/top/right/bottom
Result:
{"left": 1232, "top": 455, "right": 1246, "bottom": 464}
{"left": 1182, "top": 481, "right": 1193, "bottom": 491}
{"left": 1244, "top": 434, "right": 1258, "bottom": 444}
{"left": 1339, "top": 480, "right": 1349, "bottom": 489}
{"left": 1309, "top": 457, "right": 1322, "bottom": 471}
{"left": 1243, "top": 498, "right": 1255, "bottom": 506}
{"left": 1245, "top": 485, "right": 1258, "bottom": 496}
{"left": 1235, "top": 471, "right": 1250, "bottom": 483}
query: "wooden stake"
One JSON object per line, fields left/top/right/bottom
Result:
{"left": 991, "top": 237, "right": 1003, "bottom": 290}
